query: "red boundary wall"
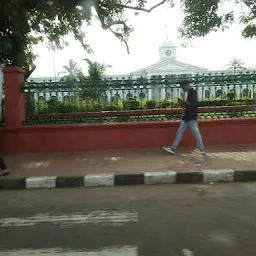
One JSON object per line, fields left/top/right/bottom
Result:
{"left": 0, "top": 118, "right": 256, "bottom": 154}
{"left": 1, "top": 67, "right": 256, "bottom": 154}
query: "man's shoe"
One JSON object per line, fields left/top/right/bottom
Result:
{"left": 0, "top": 170, "right": 9, "bottom": 176}
{"left": 162, "top": 146, "right": 175, "bottom": 154}
{"left": 192, "top": 148, "right": 205, "bottom": 154}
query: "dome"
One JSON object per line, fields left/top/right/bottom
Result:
{"left": 161, "top": 40, "right": 176, "bottom": 47}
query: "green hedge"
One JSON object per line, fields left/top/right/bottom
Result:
{"left": 27, "top": 97, "right": 256, "bottom": 114}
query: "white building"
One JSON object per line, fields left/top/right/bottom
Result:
{"left": 110, "top": 39, "right": 208, "bottom": 102}
{"left": 28, "top": 39, "right": 256, "bottom": 102}
{"left": 130, "top": 40, "right": 207, "bottom": 77}
{"left": 104, "top": 40, "right": 255, "bottom": 101}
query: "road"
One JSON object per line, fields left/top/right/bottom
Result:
{"left": 1, "top": 183, "right": 256, "bottom": 255}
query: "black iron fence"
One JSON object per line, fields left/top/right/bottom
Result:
{"left": 22, "top": 72, "right": 256, "bottom": 124}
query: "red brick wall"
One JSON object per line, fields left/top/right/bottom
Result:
{"left": 0, "top": 118, "right": 255, "bottom": 154}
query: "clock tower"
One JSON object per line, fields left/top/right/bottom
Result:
{"left": 159, "top": 40, "right": 177, "bottom": 61}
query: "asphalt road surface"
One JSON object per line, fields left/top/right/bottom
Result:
{"left": 1, "top": 183, "right": 256, "bottom": 256}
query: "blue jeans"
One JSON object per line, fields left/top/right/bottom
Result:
{"left": 171, "top": 120, "right": 204, "bottom": 151}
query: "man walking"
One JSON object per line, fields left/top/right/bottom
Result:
{"left": 163, "top": 80, "right": 205, "bottom": 154}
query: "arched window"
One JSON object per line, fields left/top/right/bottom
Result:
{"left": 215, "top": 89, "right": 223, "bottom": 98}
{"left": 63, "top": 95, "right": 70, "bottom": 101}
{"left": 38, "top": 96, "right": 46, "bottom": 102}
{"left": 139, "top": 92, "right": 146, "bottom": 99}
{"left": 101, "top": 94, "right": 108, "bottom": 103}
{"left": 242, "top": 88, "right": 248, "bottom": 97}
{"left": 229, "top": 89, "right": 236, "bottom": 94}
{"left": 111, "top": 94, "right": 120, "bottom": 103}
{"left": 204, "top": 90, "right": 210, "bottom": 99}
{"left": 165, "top": 92, "right": 171, "bottom": 100}
{"left": 115, "top": 93, "right": 121, "bottom": 100}
{"left": 126, "top": 93, "right": 133, "bottom": 99}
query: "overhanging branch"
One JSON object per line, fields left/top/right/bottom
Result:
{"left": 110, "top": 0, "right": 168, "bottom": 12}
{"left": 94, "top": 0, "right": 171, "bottom": 54}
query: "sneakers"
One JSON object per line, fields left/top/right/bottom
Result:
{"left": 0, "top": 170, "right": 9, "bottom": 176}
{"left": 192, "top": 148, "right": 205, "bottom": 154}
{"left": 163, "top": 147, "right": 205, "bottom": 155}
{"left": 162, "top": 146, "right": 175, "bottom": 154}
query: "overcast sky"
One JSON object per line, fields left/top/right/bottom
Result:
{"left": 31, "top": 0, "right": 256, "bottom": 78}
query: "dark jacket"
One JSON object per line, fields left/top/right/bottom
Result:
{"left": 182, "top": 88, "right": 198, "bottom": 121}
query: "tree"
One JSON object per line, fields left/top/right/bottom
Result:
{"left": 227, "top": 58, "right": 246, "bottom": 74}
{"left": 80, "top": 59, "right": 112, "bottom": 100}
{"left": 0, "top": 0, "right": 170, "bottom": 69}
{"left": 83, "top": 59, "right": 112, "bottom": 80}
{"left": 58, "top": 59, "right": 81, "bottom": 81}
{"left": 179, "top": 0, "right": 256, "bottom": 40}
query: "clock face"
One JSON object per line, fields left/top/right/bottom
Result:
{"left": 165, "top": 50, "right": 171, "bottom": 56}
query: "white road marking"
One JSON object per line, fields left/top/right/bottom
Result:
{"left": 0, "top": 246, "right": 138, "bottom": 256}
{"left": 0, "top": 211, "right": 138, "bottom": 227}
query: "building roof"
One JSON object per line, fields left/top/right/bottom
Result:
{"left": 131, "top": 59, "right": 208, "bottom": 75}
{"left": 161, "top": 40, "right": 177, "bottom": 48}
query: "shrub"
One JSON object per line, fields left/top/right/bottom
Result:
{"left": 57, "top": 101, "right": 80, "bottom": 113}
{"left": 170, "top": 100, "right": 179, "bottom": 108}
{"left": 25, "top": 94, "right": 36, "bottom": 113}
{"left": 103, "top": 101, "right": 123, "bottom": 111}
{"left": 90, "top": 102, "right": 102, "bottom": 112}
{"left": 139, "top": 99, "right": 147, "bottom": 109}
{"left": 248, "top": 90, "right": 252, "bottom": 99}
{"left": 146, "top": 100, "right": 157, "bottom": 109}
{"left": 35, "top": 100, "right": 49, "bottom": 114}
{"left": 227, "top": 91, "right": 236, "bottom": 101}
{"left": 103, "top": 105, "right": 119, "bottom": 111}
{"left": 123, "top": 97, "right": 140, "bottom": 110}
{"left": 160, "top": 100, "right": 171, "bottom": 108}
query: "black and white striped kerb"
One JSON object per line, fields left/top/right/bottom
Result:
{"left": 1, "top": 169, "right": 256, "bottom": 190}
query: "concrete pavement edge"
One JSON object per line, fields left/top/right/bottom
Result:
{"left": 0, "top": 169, "right": 256, "bottom": 190}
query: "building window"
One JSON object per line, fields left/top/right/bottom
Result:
{"left": 165, "top": 92, "right": 171, "bottom": 100}
{"left": 242, "top": 88, "right": 248, "bottom": 97}
{"left": 115, "top": 93, "right": 121, "bottom": 100}
{"left": 126, "top": 93, "right": 133, "bottom": 99}
{"left": 111, "top": 94, "right": 120, "bottom": 103}
{"left": 51, "top": 95, "right": 57, "bottom": 101}
{"left": 101, "top": 94, "right": 108, "bottom": 103}
{"left": 253, "top": 93, "right": 256, "bottom": 99}
{"left": 215, "top": 89, "right": 223, "bottom": 98}
{"left": 139, "top": 92, "right": 146, "bottom": 99}
{"left": 204, "top": 90, "right": 210, "bottom": 99}
{"left": 38, "top": 96, "right": 46, "bottom": 102}
{"left": 63, "top": 95, "right": 70, "bottom": 101}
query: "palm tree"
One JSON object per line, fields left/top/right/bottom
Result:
{"left": 80, "top": 59, "right": 112, "bottom": 101}
{"left": 58, "top": 59, "right": 81, "bottom": 81}
{"left": 83, "top": 59, "right": 112, "bottom": 80}
{"left": 227, "top": 58, "right": 246, "bottom": 74}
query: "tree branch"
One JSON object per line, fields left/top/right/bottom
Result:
{"left": 93, "top": 3, "right": 131, "bottom": 53}
{"left": 108, "top": 27, "right": 130, "bottom": 54}
{"left": 94, "top": 0, "right": 171, "bottom": 54}
{"left": 110, "top": 0, "right": 169, "bottom": 12}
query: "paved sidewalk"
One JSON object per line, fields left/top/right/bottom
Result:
{"left": 4, "top": 144, "right": 256, "bottom": 178}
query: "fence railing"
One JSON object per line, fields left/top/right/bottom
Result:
{"left": 22, "top": 72, "right": 256, "bottom": 124}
